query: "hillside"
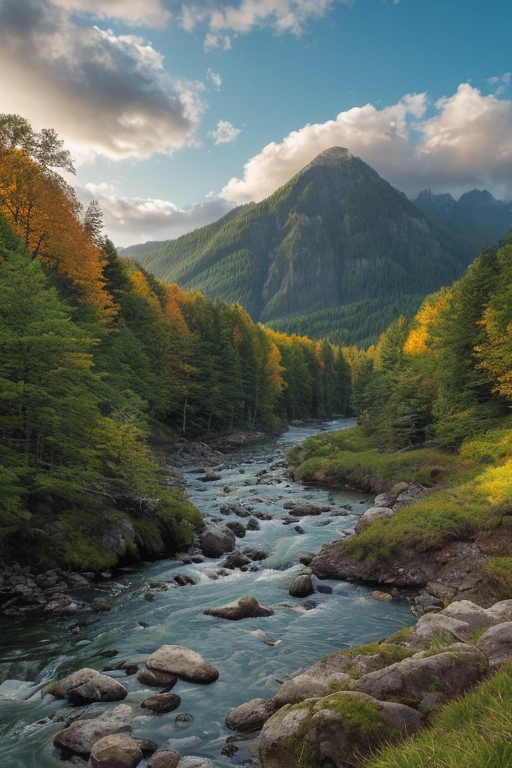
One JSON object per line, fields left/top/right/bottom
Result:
{"left": 131, "top": 148, "right": 487, "bottom": 346}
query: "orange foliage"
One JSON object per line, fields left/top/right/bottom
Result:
{"left": 404, "top": 291, "right": 450, "bottom": 355}
{"left": 0, "top": 148, "right": 115, "bottom": 319}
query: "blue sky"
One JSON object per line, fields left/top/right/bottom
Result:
{"left": 1, "top": 0, "right": 512, "bottom": 245}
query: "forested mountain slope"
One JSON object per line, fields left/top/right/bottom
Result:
{"left": 132, "top": 148, "right": 484, "bottom": 346}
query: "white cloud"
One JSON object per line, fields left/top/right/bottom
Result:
{"left": 206, "top": 68, "right": 222, "bottom": 89}
{"left": 209, "top": 119, "right": 242, "bottom": 144}
{"left": 487, "top": 72, "right": 511, "bottom": 97}
{"left": 0, "top": 0, "right": 204, "bottom": 163}
{"left": 179, "top": 0, "right": 351, "bottom": 49}
{"left": 51, "top": 0, "right": 170, "bottom": 26}
{"left": 221, "top": 85, "right": 512, "bottom": 203}
{"left": 82, "top": 183, "right": 236, "bottom": 246}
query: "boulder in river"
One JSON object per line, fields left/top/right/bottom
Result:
{"left": 198, "top": 525, "right": 236, "bottom": 558}
{"left": 146, "top": 645, "right": 219, "bottom": 684}
{"left": 221, "top": 550, "right": 251, "bottom": 569}
{"left": 225, "top": 521, "right": 246, "bottom": 538}
{"left": 89, "top": 734, "right": 143, "bottom": 768}
{"left": 147, "top": 751, "right": 182, "bottom": 768}
{"left": 137, "top": 667, "right": 178, "bottom": 688}
{"left": 204, "top": 595, "right": 274, "bottom": 621}
{"left": 282, "top": 501, "right": 331, "bottom": 516}
{"left": 48, "top": 668, "right": 128, "bottom": 703}
{"left": 288, "top": 574, "right": 314, "bottom": 598}
{"left": 53, "top": 704, "right": 133, "bottom": 757}
{"left": 141, "top": 693, "right": 182, "bottom": 715}
{"left": 225, "top": 697, "right": 276, "bottom": 732}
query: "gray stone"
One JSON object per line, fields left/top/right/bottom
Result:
{"left": 141, "top": 693, "right": 182, "bottom": 715}
{"left": 476, "top": 622, "right": 512, "bottom": 666}
{"left": 225, "top": 521, "right": 246, "bottom": 538}
{"left": 373, "top": 493, "right": 390, "bottom": 508}
{"left": 146, "top": 645, "right": 219, "bottom": 684}
{"left": 413, "top": 612, "right": 472, "bottom": 642}
{"left": 487, "top": 600, "right": 512, "bottom": 623}
{"left": 440, "top": 600, "right": 496, "bottom": 631}
{"left": 147, "top": 751, "right": 181, "bottom": 768}
{"left": 355, "top": 643, "right": 488, "bottom": 706}
{"left": 199, "top": 525, "right": 236, "bottom": 558}
{"left": 204, "top": 595, "right": 273, "bottom": 621}
{"left": 137, "top": 667, "right": 178, "bottom": 688}
{"left": 48, "top": 668, "right": 127, "bottom": 703}
{"left": 271, "top": 673, "right": 340, "bottom": 708}
{"left": 225, "top": 697, "right": 275, "bottom": 732}
{"left": 89, "top": 734, "right": 143, "bottom": 768}
{"left": 355, "top": 506, "right": 394, "bottom": 534}
{"left": 53, "top": 704, "right": 132, "bottom": 756}
{"left": 288, "top": 574, "right": 314, "bottom": 598}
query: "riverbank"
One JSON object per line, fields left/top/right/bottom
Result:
{"left": 288, "top": 425, "right": 512, "bottom": 607}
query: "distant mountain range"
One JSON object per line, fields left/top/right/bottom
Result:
{"left": 126, "top": 148, "right": 512, "bottom": 347}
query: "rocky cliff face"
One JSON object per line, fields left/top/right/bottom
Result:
{"left": 131, "top": 148, "right": 481, "bottom": 343}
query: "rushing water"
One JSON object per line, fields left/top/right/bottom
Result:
{"left": 0, "top": 418, "right": 414, "bottom": 767}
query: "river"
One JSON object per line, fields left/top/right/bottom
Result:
{"left": 0, "top": 418, "right": 414, "bottom": 767}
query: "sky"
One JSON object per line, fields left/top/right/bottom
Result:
{"left": 1, "top": 0, "right": 512, "bottom": 247}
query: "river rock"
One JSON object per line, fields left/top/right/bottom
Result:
{"left": 282, "top": 501, "right": 331, "bottom": 516}
{"left": 137, "top": 667, "right": 178, "bottom": 688}
{"left": 200, "top": 472, "right": 221, "bottom": 482}
{"left": 146, "top": 646, "right": 219, "bottom": 684}
{"left": 199, "top": 525, "right": 236, "bottom": 558}
{"left": 221, "top": 551, "right": 251, "bottom": 569}
{"left": 48, "top": 668, "right": 128, "bottom": 703}
{"left": 101, "top": 519, "right": 136, "bottom": 558}
{"left": 288, "top": 574, "right": 314, "bottom": 598}
{"left": 225, "top": 521, "right": 246, "bottom": 538}
{"left": 141, "top": 693, "right": 182, "bottom": 715}
{"left": 373, "top": 493, "right": 390, "bottom": 508}
{"left": 355, "top": 506, "right": 394, "bottom": 534}
{"left": 476, "top": 622, "right": 512, "bottom": 665}
{"left": 246, "top": 517, "right": 260, "bottom": 531}
{"left": 370, "top": 590, "right": 393, "bottom": 602}
{"left": 53, "top": 704, "right": 132, "bottom": 756}
{"left": 259, "top": 691, "right": 422, "bottom": 768}
{"left": 89, "top": 734, "right": 143, "bottom": 768}
{"left": 147, "top": 751, "right": 181, "bottom": 768}
{"left": 225, "top": 697, "right": 276, "bottom": 732}
{"left": 204, "top": 595, "right": 274, "bottom": 621}
{"left": 243, "top": 547, "right": 269, "bottom": 561}
{"left": 354, "top": 643, "right": 488, "bottom": 707}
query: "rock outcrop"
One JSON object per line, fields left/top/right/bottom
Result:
{"left": 146, "top": 645, "right": 219, "bottom": 684}
{"left": 204, "top": 595, "right": 274, "bottom": 621}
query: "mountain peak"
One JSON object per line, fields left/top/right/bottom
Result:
{"left": 302, "top": 146, "right": 351, "bottom": 173}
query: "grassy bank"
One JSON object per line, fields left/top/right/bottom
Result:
{"left": 367, "top": 661, "right": 512, "bottom": 768}
{"left": 289, "top": 423, "right": 512, "bottom": 570}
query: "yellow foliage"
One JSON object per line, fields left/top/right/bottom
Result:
{"left": 473, "top": 460, "right": 512, "bottom": 505}
{"left": 404, "top": 291, "right": 451, "bottom": 355}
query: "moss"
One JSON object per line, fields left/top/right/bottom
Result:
{"left": 482, "top": 557, "right": 512, "bottom": 599}
{"left": 385, "top": 626, "right": 415, "bottom": 645}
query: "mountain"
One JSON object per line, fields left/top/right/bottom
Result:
{"left": 413, "top": 189, "right": 512, "bottom": 249}
{"left": 130, "top": 148, "right": 496, "bottom": 346}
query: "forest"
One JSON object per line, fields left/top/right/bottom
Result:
{"left": 0, "top": 115, "right": 351, "bottom": 572}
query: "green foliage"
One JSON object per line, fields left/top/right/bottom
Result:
{"left": 482, "top": 558, "right": 512, "bottom": 599}
{"left": 366, "top": 662, "right": 512, "bottom": 768}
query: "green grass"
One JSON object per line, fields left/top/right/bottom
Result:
{"left": 366, "top": 662, "right": 512, "bottom": 768}
{"left": 482, "top": 558, "right": 512, "bottom": 600}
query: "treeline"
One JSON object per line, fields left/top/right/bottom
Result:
{"left": 0, "top": 115, "right": 350, "bottom": 571}
{"left": 349, "top": 239, "right": 512, "bottom": 452}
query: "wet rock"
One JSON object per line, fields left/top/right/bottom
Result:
{"left": 48, "top": 668, "right": 128, "bottom": 703}
{"left": 146, "top": 646, "right": 219, "bottom": 684}
{"left": 91, "top": 597, "right": 112, "bottom": 613}
{"left": 282, "top": 501, "right": 331, "bottom": 516}
{"left": 204, "top": 595, "right": 274, "bottom": 621}
{"left": 89, "top": 734, "right": 143, "bottom": 768}
{"left": 173, "top": 574, "right": 196, "bottom": 587}
{"left": 53, "top": 704, "right": 132, "bottom": 756}
{"left": 354, "top": 643, "right": 488, "bottom": 707}
{"left": 44, "top": 594, "right": 78, "bottom": 613}
{"left": 294, "top": 526, "right": 304, "bottom": 534}
{"left": 370, "top": 591, "right": 393, "bottom": 603}
{"left": 147, "top": 751, "right": 182, "bottom": 768}
{"left": 199, "top": 525, "right": 236, "bottom": 558}
{"left": 315, "top": 584, "right": 333, "bottom": 594}
{"left": 476, "top": 622, "right": 512, "bottom": 666}
{"left": 226, "top": 521, "right": 246, "bottom": 538}
{"left": 299, "top": 553, "right": 314, "bottom": 566}
{"left": 225, "top": 698, "right": 276, "bottom": 732}
{"left": 260, "top": 692, "right": 423, "bottom": 768}
{"left": 141, "top": 693, "right": 182, "bottom": 715}
{"left": 221, "top": 551, "right": 251, "bottom": 570}
{"left": 288, "top": 574, "right": 314, "bottom": 598}
{"left": 246, "top": 518, "right": 260, "bottom": 531}
{"left": 355, "top": 506, "right": 395, "bottom": 534}
{"left": 137, "top": 667, "right": 178, "bottom": 688}
{"left": 133, "top": 739, "right": 159, "bottom": 758}
{"left": 373, "top": 493, "right": 390, "bottom": 508}
{"left": 242, "top": 548, "right": 269, "bottom": 562}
